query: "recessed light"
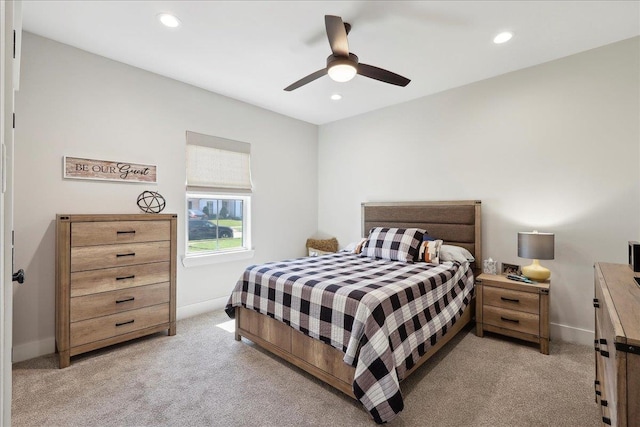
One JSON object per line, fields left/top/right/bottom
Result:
{"left": 493, "top": 31, "right": 513, "bottom": 44}
{"left": 158, "top": 13, "right": 181, "bottom": 28}
{"left": 330, "top": 94, "right": 342, "bottom": 101}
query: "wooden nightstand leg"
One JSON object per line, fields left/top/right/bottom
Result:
{"left": 540, "top": 338, "right": 549, "bottom": 355}
{"left": 475, "top": 281, "right": 484, "bottom": 337}
{"left": 540, "top": 290, "right": 550, "bottom": 355}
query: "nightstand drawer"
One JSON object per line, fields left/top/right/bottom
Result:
{"left": 483, "top": 305, "right": 540, "bottom": 336}
{"left": 483, "top": 286, "right": 539, "bottom": 315}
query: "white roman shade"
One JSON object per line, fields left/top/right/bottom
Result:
{"left": 186, "top": 131, "right": 252, "bottom": 192}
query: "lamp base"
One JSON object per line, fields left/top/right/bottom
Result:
{"left": 522, "top": 259, "right": 550, "bottom": 281}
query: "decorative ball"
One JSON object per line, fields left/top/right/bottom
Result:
{"left": 137, "top": 191, "right": 166, "bottom": 214}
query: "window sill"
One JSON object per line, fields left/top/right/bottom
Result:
{"left": 182, "top": 249, "right": 255, "bottom": 267}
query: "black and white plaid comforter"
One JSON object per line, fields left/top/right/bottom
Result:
{"left": 225, "top": 252, "right": 474, "bottom": 423}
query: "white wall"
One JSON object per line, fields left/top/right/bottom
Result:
{"left": 13, "top": 33, "right": 318, "bottom": 361}
{"left": 318, "top": 37, "right": 640, "bottom": 345}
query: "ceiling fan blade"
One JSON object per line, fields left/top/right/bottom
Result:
{"left": 284, "top": 68, "right": 327, "bottom": 91}
{"left": 358, "top": 63, "right": 411, "bottom": 87}
{"left": 325, "top": 15, "right": 349, "bottom": 57}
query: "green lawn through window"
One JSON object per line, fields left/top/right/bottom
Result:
{"left": 188, "top": 237, "right": 243, "bottom": 252}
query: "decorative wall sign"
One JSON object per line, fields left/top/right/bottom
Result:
{"left": 64, "top": 156, "right": 157, "bottom": 183}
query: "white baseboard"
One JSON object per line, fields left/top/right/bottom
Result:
{"left": 550, "top": 322, "right": 593, "bottom": 346}
{"left": 13, "top": 337, "right": 55, "bottom": 363}
{"left": 176, "top": 297, "right": 228, "bottom": 320}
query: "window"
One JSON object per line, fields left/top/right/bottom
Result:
{"left": 185, "top": 131, "right": 252, "bottom": 260}
{"left": 186, "top": 194, "right": 250, "bottom": 253}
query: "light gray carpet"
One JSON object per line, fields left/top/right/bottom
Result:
{"left": 13, "top": 310, "right": 599, "bottom": 426}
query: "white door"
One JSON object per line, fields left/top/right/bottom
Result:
{"left": 1, "top": 0, "right": 21, "bottom": 425}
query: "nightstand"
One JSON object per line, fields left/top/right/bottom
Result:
{"left": 475, "top": 273, "right": 550, "bottom": 354}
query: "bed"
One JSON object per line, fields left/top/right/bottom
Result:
{"left": 225, "top": 200, "right": 482, "bottom": 423}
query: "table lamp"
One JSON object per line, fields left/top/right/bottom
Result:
{"left": 518, "top": 231, "right": 555, "bottom": 281}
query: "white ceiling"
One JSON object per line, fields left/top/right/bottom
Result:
{"left": 21, "top": 1, "right": 640, "bottom": 125}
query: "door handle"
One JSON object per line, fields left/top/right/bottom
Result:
{"left": 11, "top": 231, "right": 24, "bottom": 284}
{"left": 12, "top": 268, "right": 24, "bottom": 284}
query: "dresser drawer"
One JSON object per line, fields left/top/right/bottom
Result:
{"left": 70, "top": 303, "right": 170, "bottom": 348}
{"left": 70, "top": 282, "right": 170, "bottom": 322}
{"left": 483, "top": 286, "right": 539, "bottom": 315}
{"left": 71, "top": 241, "right": 170, "bottom": 272}
{"left": 483, "top": 305, "right": 540, "bottom": 336}
{"left": 71, "top": 221, "right": 170, "bottom": 247}
{"left": 70, "top": 261, "right": 170, "bottom": 297}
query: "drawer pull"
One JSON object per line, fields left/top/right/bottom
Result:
{"left": 593, "top": 298, "right": 600, "bottom": 308}
{"left": 116, "top": 275, "right": 135, "bottom": 281}
{"left": 116, "top": 230, "right": 136, "bottom": 234}
{"left": 116, "top": 253, "right": 136, "bottom": 258}
{"left": 600, "top": 350, "right": 610, "bottom": 358}
{"left": 500, "top": 297, "right": 520, "bottom": 303}
{"left": 500, "top": 316, "right": 520, "bottom": 324}
{"left": 602, "top": 417, "right": 611, "bottom": 425}
{"left": 601, "top": 400, "right": 608, "bottom": 407}
{"left": 115, "top": 297, "right": 135, "bottom": 304}
{"left": 599, "top": 338, "right": 607, "bottom": 345}
{"left": 115, "top": 320, "right": 135, "bottom": 327}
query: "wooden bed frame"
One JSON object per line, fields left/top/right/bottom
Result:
{"left": 234, "top": 200, "right": 482, "bottom": 399}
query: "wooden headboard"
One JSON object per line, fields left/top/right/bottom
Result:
{"left": 361, "top": 200, "right": 482, "bottom": 270}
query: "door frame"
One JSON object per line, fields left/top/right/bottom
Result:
{"left": 1, "top": 0, "right": 21, "bottom": 424}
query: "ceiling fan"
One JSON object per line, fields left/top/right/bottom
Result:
{"left": 284, "top": 15, "right": 411, "bottom": 91}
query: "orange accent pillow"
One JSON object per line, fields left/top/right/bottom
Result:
{"left": 419, "top": 239, "right": 443, "bottom": 264}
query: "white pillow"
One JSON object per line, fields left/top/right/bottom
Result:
{"left": 440, "top": 245, "right": 475, "bottom": 263}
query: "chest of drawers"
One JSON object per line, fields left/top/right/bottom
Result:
{"left": 594, "top": 263, "right": 640, "bottom": 427}
{"left": 476, "top": 273, "right": 550, "bottom": 354}
{"left": 55, "top": 214, "right": 177, "bottom": 368}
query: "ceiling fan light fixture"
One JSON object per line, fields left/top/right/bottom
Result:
{"left": 328, "top": 61, "right": 357, "bottom": 82}
{"left": 284, "top": 16, "right": 410, "bottom": 91}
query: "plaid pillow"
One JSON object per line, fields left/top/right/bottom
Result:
{"left": 361, "top": 227, "right": 425, "bottom": 263}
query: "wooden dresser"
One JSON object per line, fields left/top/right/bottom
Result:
{"left": 55, "top": 214, "right": 177, "bottom": 368}
{"left": 593, "top": 263, "right": 640, "bottom": 427}
{"left": 476, "top": 273, "right": 550, "bottom": 354}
